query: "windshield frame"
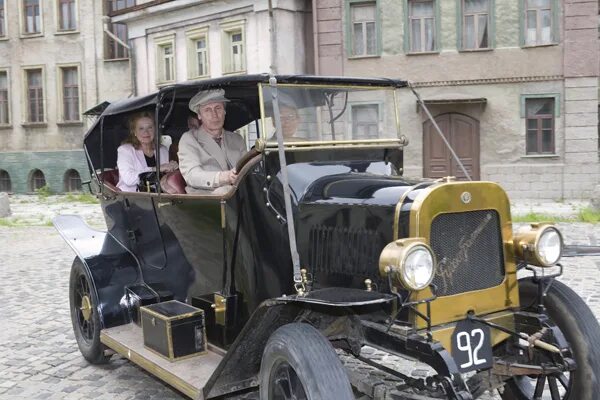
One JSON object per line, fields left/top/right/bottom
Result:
{"left": 258, "top": 82, "right": 404, "bottom": 151}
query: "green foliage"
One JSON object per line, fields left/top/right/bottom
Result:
{"left": 35, "top": 185, "right": 53, "bottom": 199}
{"left": 513, "top": 208, "right": 600, "bottom": 224}
{"left": 578, "top": 207, "right": 600, "bottom": 223}
{"left": 64, "top": 193, "right": 99, "bottom": 204}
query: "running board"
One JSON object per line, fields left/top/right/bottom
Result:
{"left": 100, "top": 323, "right": 224, "bottom": 399}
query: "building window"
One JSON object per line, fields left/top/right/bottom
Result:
{"left": 352, "top": 104, "right": 380, "bottom": 139}
{"left": 26, "top": 69, "right": 44, "bottom": 123}
{"left": 64, "top": 169, "right": 82, "bottom": 192}
{"left": 194, "top": 37, "right": 208, "bottom": 77}
{"left": 462, "top": 0, "right": 490, "bottom": 50}
{"left": 222, "top": 23, "right": 245, "bottom": 74}
{"left": 23, "top": 0, "right": 41, "bottom": 34}
{"left": 156, "top": 40, "right": 175, "bottom": 84}
{"left": 408, "top": 0, "right": 436, "bottom": 53}
{"left": 105, "top": 22, "right": 128, "bottom": 59}
{"left": 107, "top": 0, "right": 134, "bottom": 12}
{"left": 30, "top": 169, "right": 46, "bottom": 191}
{"left": 350, "top": 2, "right": 378, "bottom": 57}
{"left": 0, "top": 170, "right": 11, "bottom": 192}
{"left": 58, "top": 0, "right": 77, "bottom": 31}
{"left": 0, "top": 0, "right": 6, "bottom": 37}
{"left": 60, "top": 66, "right": 80, "bottom": 121}
{"left": 525, "top": 98, "right": 555, "bottom": 154}
{"left": 0, "top": 71, "right": 9, "bottom": 125}
{"left": 524, "top": 0, "right": 553, "bottom": 46}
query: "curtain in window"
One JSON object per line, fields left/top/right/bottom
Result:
{"left": 464, "top": 0, "right": 488, "bottom": 49}
{"left": 62, "top": 68, "right": 79, "bottom": 121}
{"left": 0, "top": 72, "right": 7, "bottom": 124}
{"left": 409, "top": 0, "right": 434, "bottom": 52}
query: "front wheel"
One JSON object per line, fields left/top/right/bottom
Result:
{"left": 501, "top": 278, "right": 600, "bottom": 399}
{"left": 259, "top": 323, "right": 354, "bottom": 400}
{"left": 69, "top": 258, "right": 110, "bottom": 364}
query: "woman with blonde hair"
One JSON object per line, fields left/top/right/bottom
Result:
{"left": 116, "top": 111, "right": 178, "bottom": 191}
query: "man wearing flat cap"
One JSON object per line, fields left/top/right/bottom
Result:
{"left": 178, "top": 89, "right": 246, "bottom": 194}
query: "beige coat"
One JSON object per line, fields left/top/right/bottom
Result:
{"left": 178, "top": 126, "right": 246, "bottom": 193}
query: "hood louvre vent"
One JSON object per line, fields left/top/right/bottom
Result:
{"left": 308, "top": 225, "right": 383, "bottom": 276}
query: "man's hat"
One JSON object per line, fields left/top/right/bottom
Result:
{"left": 189, "top": 89, "right": 229, "bottom": 113}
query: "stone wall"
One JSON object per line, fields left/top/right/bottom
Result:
{"left": 0, "top": 151, "right": 90, "bottom": 193}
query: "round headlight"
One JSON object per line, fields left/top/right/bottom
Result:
{"left": 537, "top": 227, "right": 563, "bottom": 266}
{"left": 379, "top": 239, "right": 436, "bottom": 291}
{"left": 402, "top": 246, "right": 435, "bottom": 290}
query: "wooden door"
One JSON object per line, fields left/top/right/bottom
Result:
{"left": 423, "top": 113, "right": 480, "bottom": 180}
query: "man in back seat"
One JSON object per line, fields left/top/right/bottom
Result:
{"left": 178, "top": 89, "right": 246, "bottom": 194}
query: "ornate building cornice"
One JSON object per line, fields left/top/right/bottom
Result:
{"left": 411, "top": 75, "right": 564, "bottom": 88}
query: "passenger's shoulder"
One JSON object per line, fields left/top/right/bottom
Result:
{"left": 118, "top": 143, "right": 135, "bottom": 152}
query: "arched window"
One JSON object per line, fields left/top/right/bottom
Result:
{"left": 30, "top": 169, "right": 46, "bottom": 191}
{"left": 63, "top": 169, "right": 82, "bottom": 192}
{"left": 0, "top": 170, "right": 11, "bottom": 192}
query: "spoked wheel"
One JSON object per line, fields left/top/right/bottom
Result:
{"left": 501, "top": 278, "right": 600, "bottom": 400}
{"left": 69, "top": 258, "right": 110, "bottom": 364}
{"left": 259, "top": 323, "right": 354, "bottom": 400}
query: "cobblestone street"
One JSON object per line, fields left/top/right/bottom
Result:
{"left": 0, "top": 217, "right": 599, "bottom": 399}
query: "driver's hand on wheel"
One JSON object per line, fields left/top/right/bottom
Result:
{"left": 219, "top": 168, "right": 238, "bottom": 185}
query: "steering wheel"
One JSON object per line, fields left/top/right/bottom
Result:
{"left": 235, "top": 147, "right": 260, "bottom": 173}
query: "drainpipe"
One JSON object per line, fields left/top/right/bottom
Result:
{"left": 312, "top": 0, "right": 319, "bottom": 74}
{"left": 268, "top": 0, "right": 277, "bottom": 74}
{"left": 102, "top": 16, "right": 136, "bottom": 97}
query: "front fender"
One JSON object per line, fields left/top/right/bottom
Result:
{"left": 53, "top": 215, "right": 142, "bottom": 328}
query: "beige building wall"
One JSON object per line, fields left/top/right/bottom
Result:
{"left": 0, "top": 0, "right": 131, "bottom": 192}
{"left": 314, "top": 0, "right": 599, "bottom": 200}
{"left": 113, "top": 0, "right": 313, "bottom": 96}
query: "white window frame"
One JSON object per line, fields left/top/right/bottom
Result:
{"left": 0, "top": 68, "right": 11, "bottom": 126}
{"left": 461, "top": 0, "right": 490, "bottom": 50}
{"left": 220, "top": 20, "right": 246, "bottom": 75}
{"left": 407, "top": 0, "right": 436, "bottom": 53}
{"left": 20, "top": 0, "right": 44, "bottom": 37}
{"left": 349, "top": 102, "right": 382, "bottom": 140}
{"left": 186, "top": 27, "right": 210, "bottom": 79}
{"left": 0, "top": 0, "right": 8, "bottom": 39}
{"left": 56, "top": 63, "right": 81, "bottom": 123}
{"left": 349, "top": 1, "right": 378, "bottom": 57}
{"left": 22, "top": 66, "right": 46, "bottom": 125}
{"left": 55, "top": 0, "right": 78, "bottom": 33}
{"left": 155, "top": 35, "right": 176, "bottom": 85}
{"left": 523, "top": 0, "right": 554, "bottom": 46}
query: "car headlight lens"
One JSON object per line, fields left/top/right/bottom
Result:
{"left": 379, "top": 239, "right": 436, "bottom": 291}
{"left": 537, "top": 227, "right": 562, "bottom": 265}
{"left": 403, "top": 246, "right": 435, "bottom": 290}
{"left": 513, "top": 223, "right": 563, "bottom": 267}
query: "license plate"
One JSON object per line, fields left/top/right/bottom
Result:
{"left": 451, "top": 319, "right": 493, "bottom": 373}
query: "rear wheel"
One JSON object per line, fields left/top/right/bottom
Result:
{"left": 259, "top": 323, "right": 354, "bottom": 400}
{"left": 501, "top": 278, "right": 600, "bottom": 400}
{"left": 69, "top": 258, "right": 110, "bottom": 364}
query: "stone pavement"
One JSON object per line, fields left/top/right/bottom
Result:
{"left": 0, "top": 198, "right": 599, "bottom": 399}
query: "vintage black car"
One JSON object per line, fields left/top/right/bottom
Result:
{"left": 54, "top": 74, "right": 600, "bottom": 400}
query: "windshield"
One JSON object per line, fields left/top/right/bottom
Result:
{"left": 260, "top": 84, "right": 400, "bottom": 145}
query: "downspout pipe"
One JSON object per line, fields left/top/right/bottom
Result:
{"left": 268, "top": 0, "right": 277, "bottom": 74}
{"left": 312, "top": 0, "right": 319, "bottom": 74}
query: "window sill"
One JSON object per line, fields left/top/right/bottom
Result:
{"left": 156, "top": 81, "right": 176, "bottom": 88}
{"left": 55, "top": 30, "right": 80, "bottom": 36}
{"left": 222, "top": 70, "right": 247, "bottom": 76}
{"left": 57, "top": 121, "right": 84, "bottom": 126}
{"left": 347, "top": 54, "right": 381, "bottom": 60}
{"left": 521, "top": 154, "right": 560, "bottom": 159}
{"left": 104, "top": 58, "right": 130, "bottom": 63}
{"left": 458, "top": 48, "right": 494, "bottom": 53}
{"left": 20, "top": 33, "right": 44, "bottom": 39}
{"left": 21, "top": 122, "right": 47, "bottom": 128}
{"left": 188, "top": 74, "right": 210, "bottom": 80}
{"left": 0, "top": 124, "right": 12, "bottom": 129}
{"left": 521, "top": 43, "right": 558, "bottom": 49}
{"left": 406, "top": 51, "right": 440, "bottom": 56}
{"left": 0, "top": 36, "right": 8, "bottom": 41}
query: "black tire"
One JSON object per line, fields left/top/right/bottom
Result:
{"left": 501, "top": 278, "right": 600, "bottom": 400}
{"left": 259, "top": 323, "right": 354, "bottom": 400}
{"left": 69, "top": 258, "right": 110, "bottom": 364}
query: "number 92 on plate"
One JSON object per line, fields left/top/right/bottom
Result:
{"left": 450, "top": 319, "right": 493, "bottom": 373}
